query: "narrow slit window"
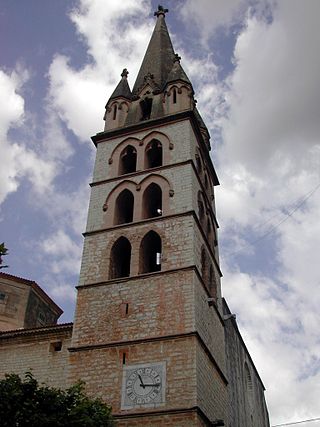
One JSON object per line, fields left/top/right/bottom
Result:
{"left": 122, "top": 353, "right": 126, "bottom": 365}
{"left": 125, "top": 303, "right": 129, "bottom": 315}
{"left": 113, "top": 104, "right": 117, "bottom": 120}
{"left": 173, "top": 88, "right": 177, "bottom": 104}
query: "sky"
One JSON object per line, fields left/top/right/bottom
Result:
{"left": 0, "top": 0, "right": 320, "bottom": 425}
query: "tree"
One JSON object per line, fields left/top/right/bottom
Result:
{"left": 0, "top": 372, "right": 115, "bottom": 427}
{"left": 0, "top": 242, "right": 8, "bottom": 269}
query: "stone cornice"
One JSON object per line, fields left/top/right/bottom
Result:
{"left": 112, "top": 405, "right": 213, "bottom": 426}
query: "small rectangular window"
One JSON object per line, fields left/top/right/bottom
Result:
{"left": 50, "top": 341, "right": 62, "bottom": 352}
{"left": 0, "top": 292, "right": 6, "bottom": 301}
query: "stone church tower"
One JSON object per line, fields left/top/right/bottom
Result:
{"left": 67, "top": 6, "right": 269, "bottom": 427}
{"left": 0, "top": 6, "right": 270, "bottom": 427}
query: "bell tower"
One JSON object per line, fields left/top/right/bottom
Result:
{"left": 69, "top": 6, "right": 228, "bottom": 426}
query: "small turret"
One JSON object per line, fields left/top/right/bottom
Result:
{"left": 104, "top": 69, "right": 132, "bottom": 131}
{"left": 163, "top": 53, "right": 194, "bottom": 115}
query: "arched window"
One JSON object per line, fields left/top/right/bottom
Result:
{"left": 173, "top": 88, "right": 177, "bottom": 104}
{"left": 209, "top": 265, "right": 217, "bottom": 300}
{"left": 196, "top": 154, "right": 202, "bottom": 174}
{"left": 139, "top": 231, "right": 162, "bottom": 274}
{"left": 114, "top": 189, "right": 134, "bottom": 225}
{"left": 198, "top": 192, "right": 205, "bottom": 229}
{"left": 201, "top": 246, "right": 208, "bottom": 288}
{"left": 207, "top": 217, "right": 214, "bottom": 247}
{"left": 119, "top": 145, "right": 137, "bottom": 175}
{"left": 140, "top": 97, "right": 153, "bottom": 120}
{"left": 204, "top": 174, "right": 209, "bottom": 190}
{"left": 109, "top": 237, "right": 131, "bottom": 279}
{"left": 142, "top": 183, "right": 162, "bottom": 219}
{"left": 145, "top": 140, "right": 163, "bottom": 169}
{"left": 113, "top": 104, "right": 117, "bottom": 120}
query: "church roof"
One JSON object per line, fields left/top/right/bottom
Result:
{"left": 132, "top": 6, "right": 176, "bottom": 95}
{"left": 109, "top": 69, "right": 132, "bottom": 101}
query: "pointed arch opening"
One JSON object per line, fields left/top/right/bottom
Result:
{"left": 196, "top": 154, "right": 202, "bottom": 174}
{"left": 113, "top": 104, "right": 117, "bottom": 120}
{"left": 114, "top": 189, "right": 134, "bottom": 225}
{"left": 140, "top": 97, "right": 153, "bottom": 120}
{"left": 198, "top": 192, "right": 205, "bottom": 229}
{"left": 119, "top": 145, "right": 137, "bottom": 175}
{"left": 142, "top": 183, "right": 162, "bottom": 219}
{"left": 109, "top": 237, "right": 131, "bottom": 279}
{"left": 173, "top": 88, "right": 177, "bottom": 104}
{"left": 201, "top": 246, "right": 209, "bottom": 288}
{"left": 209, "top": 265, "right": 217, "bottom": 300}
{"left": 139, "top": 231, "right": 162, "bottom": 274}
{"left": 145, "top": 139, "right": 163, "bottom": 169}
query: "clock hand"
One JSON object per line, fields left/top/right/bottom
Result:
{"left": 138, "top": 374, "right": 145, "bottom": 388}
{"left": 143, "top": 383, "right": 161, "bottom": 387}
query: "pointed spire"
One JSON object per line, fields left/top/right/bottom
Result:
{"left": 132, "top": 5, "right": 175, "bottom": 95}
{"left": 109, "top": 68, "right": 132, "bottom": 101}
{"left": 166, "top": 53, "right": 193, "bottom": 88}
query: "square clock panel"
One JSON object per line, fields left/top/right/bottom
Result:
{"left": 121, "top": 361, "right": 166, "bottom": 410}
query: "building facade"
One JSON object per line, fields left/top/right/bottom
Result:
{"left": 0, "top": 7, "right": 269, "bottom": 427}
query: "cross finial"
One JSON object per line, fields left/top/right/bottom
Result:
{"left": 174, "top": 53, "right": 181, "bottom": 63}
{"left": 154, "top": 5, "right": 168, "bottom": 17}
{"left": 121, "top": 68, "right": 129, "bottom": 78}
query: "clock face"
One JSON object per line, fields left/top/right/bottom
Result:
{"left": 121, "top": 362, "right": 166, "bottom": 409}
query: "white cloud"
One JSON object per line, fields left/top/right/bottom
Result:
{"left": 41, "top": 229, "right": 82, "bottom": 275}
{"left": 0, "top": 68, "right": 61, "bottom": 204}
{"left": 48, "top": 0, "right": 153, "bottom": 141}
{"left": 211, "top": 0, "right": 320, "bottom": 423}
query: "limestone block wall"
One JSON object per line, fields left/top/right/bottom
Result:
{"left": 92, "top": 120, "right": 196, "bottom": 183}
{"left": 85, "top": 164, "right": 193, "bottom": 233}
{"left": 115, "top": 411, "right": 208, "bottom": 427}
{"left": 196, "top": 341, "right": 228, "bottom": 425}
{"left": 223, "top": 301, "right": 270, "bottom": 427}
{"left": 69, "top": 336, "right": 197, "bottom": 414}
{"left": 72, "top": 269, "right": 195, "bottom": 348}
{"left": 79, "top": 215, "right": 195, "bottom": 286}
{"left": 0, "top": 325, "right": 72, "bottom": 389}
{"left": 0, "top": 280, "right": 29, "bottom": 331}
{"left": 194, "top": 273, "right": 226, "bottom": 373}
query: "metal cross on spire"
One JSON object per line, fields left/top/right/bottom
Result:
{"left": 154, "top": 5, "right": 168, "bottom": 17}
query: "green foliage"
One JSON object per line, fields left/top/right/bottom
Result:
{"left": 0, "top": 372, "right": 115, "bottom": 427}
{"left": 0, "top": 242, "right": 8, "bottom": 269}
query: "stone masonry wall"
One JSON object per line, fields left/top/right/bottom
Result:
{"left": 72, "top": 269, "right": 195, "bottom": 348}
{"left": 196, "top": 341, "right": 228, "bottom": 425}
{"left": 194, "top": 273, "right": 226, "bottom": 373}
{"left": 115, "top": 411, "right": 208, "bottom": 427}
{"left": 0, "top": 327, "right": 72, "bottom": 389}
{"left": 92, "top": 120, "right": 196, "bottom": 184}
{"left": 69, "top": 336, "right": 197, "bottom": 414}
{"left": 78, "top": 215, "right": 195, "bottom": 286}
{"left": 224, "top": 306, "right": 270, "bottom": 427}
